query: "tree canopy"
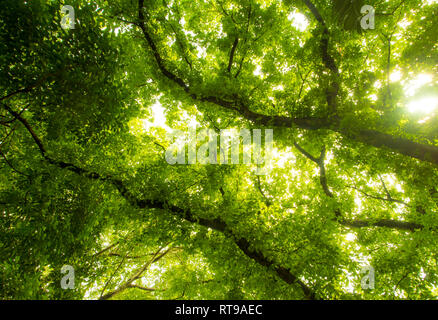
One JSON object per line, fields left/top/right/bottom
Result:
{"left": 1, "top": 0, "right": 437, "bottom": 300}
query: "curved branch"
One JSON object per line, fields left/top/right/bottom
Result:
{"left": 0, "top": 148, "right": 30, "bottom": 178}
{"left": 7, "top": 100, "right": 318, "bottom": 300}
{"left": 293, "top": 142, "right": 425, "bottom": 232}
{"left": 135, "top": 1, "right": 438, "bottom": 166}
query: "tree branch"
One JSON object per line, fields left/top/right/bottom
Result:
{"left": 227, "top": 37, "right": 239, "bottom": 73}
{"left": 99, "top": 246, "right": 169, "bottom": 300}
{"left": 135, "top": 0, "right": 438, "bottom": 166}
{"left": 93, "top": 242, "right": 119, "bottom": 257}
{"left": 294, "top": 142, "right": 334, "bottom": 199}
{"left": 0, "top": 148, "right": 30, "bottom": 178}
{"left": 8, "top": 97, "right": 319, "bottom": 300}
{"left": 347, "top": 184, "right": 407, "bottom": 206}
{"left": 256, "top": 175, "right": 272, "bottom": 207}
{"left": 293, "top": 142, "right": 424, "bottom": 231}
{"left": 302, "top": 0, "right": 339, "bottom": 112}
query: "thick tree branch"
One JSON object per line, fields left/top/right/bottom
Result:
{"left": 135, "top": 1, "right": 438, "bottom": 166}
{"left": 227, "top": 37, "right": 239, "bottom": 73}
{"left": 7, "top": 100, "right": 318, "bottom": 300}
{"left": 138, "top": 0, "right": 189, "bottom": 92}
{"left": 302, "top": 0, "right": 339, "bottom": 112}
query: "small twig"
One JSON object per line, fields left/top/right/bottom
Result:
{"left": 378, "top": 174, "right": 392, "bottom": 200}
{"left": 347, "top": 185, "right": 408, "bottom": 206}
{"left": 0, "top": 148, "right": 30, "bottom": 178}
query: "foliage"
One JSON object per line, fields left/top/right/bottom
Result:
{"left": 0, "top": 0, "right": 437, "bottom": 300}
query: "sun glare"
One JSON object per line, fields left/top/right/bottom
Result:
{"left": 141, "top": 101, "right": 170, "bottom": 132}
{"left": 405, "top": 74, "right": 433, "bottom": 96}
{"left": 390, "top": 70, "right": 402, "bottom": 82}
{"left": 288, "top": 11, "right": 309, "bottom": 32}
{"left": 345, "top": 233, "right": 357, "bottom": 242}
{"left": 407, "top": 97, "right": 438, "bottom": 114}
